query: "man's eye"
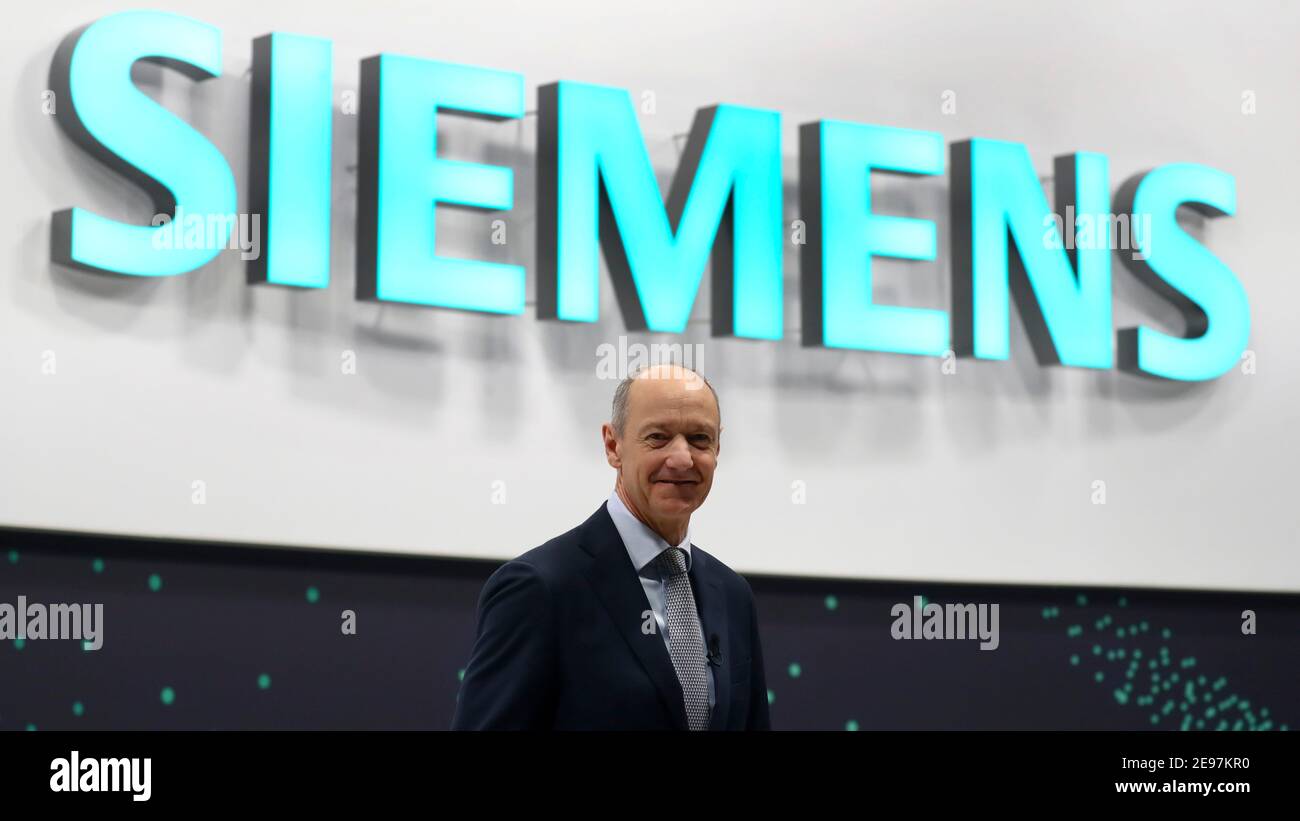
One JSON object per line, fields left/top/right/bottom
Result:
{"left": 646, "top": 433, "right": 666, "bottom": 442}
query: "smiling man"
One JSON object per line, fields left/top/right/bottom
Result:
{"left": 451, "top": 363, "right": 771, "bottom": 730}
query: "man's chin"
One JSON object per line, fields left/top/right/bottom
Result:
{"left": 649, "top": 486, "right": 704, "bottom": 511}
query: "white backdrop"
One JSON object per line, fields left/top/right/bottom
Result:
{"left": 2, "top": 0, "right": 1297, "bottom": 591}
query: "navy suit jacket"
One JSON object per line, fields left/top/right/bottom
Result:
{"left": 451, "top": 503, "right": 771, "bottom": 730}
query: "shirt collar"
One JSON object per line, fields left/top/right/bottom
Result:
{"left": 606, "top": 488, "right": 693, "bottom": 576}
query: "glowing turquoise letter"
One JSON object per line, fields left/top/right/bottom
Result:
{"left": 357, "top": 55, "right": 524, "bottom": 312}
{"left": 800, "top": 121, "right": 947, "bottom": 354}
{"left": 50, "top": 11, "right": 235, "bottom": 276}
{"left": 1116, "top": 164, "right": 1248, "bottom": 381}
{"left": 537, "top": 82, "right": 783, "bottom": 338}
{"left": 951, "top": 140, "right": 1112, "bottom": 368}
{"left": 249, "top": 33, "right": 333, "bottom": 288}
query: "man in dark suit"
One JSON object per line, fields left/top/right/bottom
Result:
{"left": 452, "top": 364, "right": 771, "bottom": 730}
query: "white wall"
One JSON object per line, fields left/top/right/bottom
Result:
{"left": 2, "top": 0, "right": 1297, "bottom": 591}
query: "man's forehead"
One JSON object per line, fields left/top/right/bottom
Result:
{"left": 634, "top": 409, "right": 719, "bottom": 428}
{"left": 627, "top": 375, "right": 717, "bottom": 414}
{"left": 629, "top": 398, "right": 719, "bottom": 432}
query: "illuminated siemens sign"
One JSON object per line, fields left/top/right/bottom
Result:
{"left": 49, "top": 10, "right": 1250, "bottom": 382}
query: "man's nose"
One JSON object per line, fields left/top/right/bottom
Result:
{"left": 664, "top": 435, "right": 694, "bottom": 468}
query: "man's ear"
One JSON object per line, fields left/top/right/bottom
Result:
{"left": 601, "top": 423, "right": 621, "bottom": 469}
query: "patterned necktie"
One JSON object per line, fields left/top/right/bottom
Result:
{"left": 655, "top": 547, "right": 711, "bottom": 731}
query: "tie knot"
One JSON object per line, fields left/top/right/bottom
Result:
{"left": 656, "top": 547, "right": 688, "bottom": 577}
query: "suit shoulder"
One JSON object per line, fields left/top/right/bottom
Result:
{"left": 692, "top": 545, "right": 756, "bottom": 599}
{"left": 503, "top": 519, "right": 590, "bottom": 587}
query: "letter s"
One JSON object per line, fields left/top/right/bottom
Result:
{"left": 50, "top": 10, "right": 236, "bottom": 276}
{"left": 1115, "top": 164, "right": 1249, "bottom": 381}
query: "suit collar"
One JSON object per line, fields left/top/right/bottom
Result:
{"left": 605, "top": 490, "right": 693, "bottom": 575}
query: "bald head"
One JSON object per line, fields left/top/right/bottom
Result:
{"left": 611, "top": 364, "right": 720, "bottom": 437}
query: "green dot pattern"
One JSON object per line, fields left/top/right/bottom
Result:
{"left": 1051, "top": 593, "right": 1283, "bottom": 731}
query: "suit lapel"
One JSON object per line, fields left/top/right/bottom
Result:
{"left": 691, "top": 548, "right": 731, "bottom": 731}
{"left": 580, "top": 504, "right": 689, "bottom": 731}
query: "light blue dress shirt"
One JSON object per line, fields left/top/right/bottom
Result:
{"left": 606, "top": 490, "right": 716, "bottom": 710}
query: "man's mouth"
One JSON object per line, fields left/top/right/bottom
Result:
{"left": 656, "top": 479, "right": 698, "bottom": 485}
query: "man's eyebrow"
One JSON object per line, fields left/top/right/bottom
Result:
{"left": 637, "top": 420, "right": 718, "bottom": 435}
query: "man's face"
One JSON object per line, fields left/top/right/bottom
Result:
{"left": 604, "top": 369, "right": 721, "bottom": 529}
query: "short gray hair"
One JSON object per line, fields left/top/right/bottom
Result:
{"left": 611, "top": 365, "right": 720, "bottom": 436}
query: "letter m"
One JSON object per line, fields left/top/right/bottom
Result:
{"left": 537, "top": 81, "right": 783, "bottom": 339}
